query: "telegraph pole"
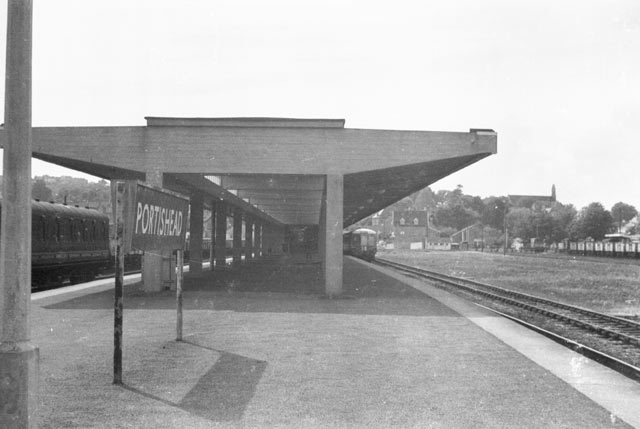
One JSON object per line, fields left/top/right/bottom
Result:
{"left": 502, "top": 199, "right": 509, "bottom": 255}
{"left": 0, "top": 1, "right": 39, "bottom": 427}
{"left": 425, "top": 208, "right": 429, "bottom": 251}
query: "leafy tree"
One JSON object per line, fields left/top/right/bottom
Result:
{"left": 398, "top": 196, "right": 416, "bottom": 210}
{"left": 530, "top": 208, "right": 554, "bottom": 240}
{"left": 430, "top": 185, "right": 484, "bottom": 230}
{"left": 611, "top": 202, "right": 638, "bottom": 232}
{"left": 481, "top": 196, "right": 508, "bottom": 231}
{"left": 506, "top": 207, "right": 534, "bottom": 240}
{"left": 548, "top": 203, "right": 577, "bottom": 242}
{"left": 570, "top": 202, "right": 613, "bottom": 240}
{"left": 463, "top": 195, "right": 485, "bottom": 217}
{"left": 481, "top": 226, "right": 502, "bottom": 248}
{"left": 446, "top": 185, "right": 464, "bottom": 207}
{"left": 412, "top": 187, "right": 437, "bottom": 210}
{"left": 32, "top": 178, "right": 53, "bottom": 201}
{"left": 436, "top": 226, "right": 456, "bottom": 238}
{"left": 435, "top": 204, "right": 476, "bottom": 230}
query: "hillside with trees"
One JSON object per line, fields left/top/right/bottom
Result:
{"left": 1, "top": 175, "right": 636, "bottom": 243}
{"left": 30, "top": 176, "right": 112, "bottom": 213}
{"left": 368, "top": 185, "right": 637, "bottom": 246}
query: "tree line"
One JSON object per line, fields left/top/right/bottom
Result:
{"left": 4, "top": 176, "right": 638, "bottom": 245}
{"left": 30, "top": 175, "right": 112, "bottom": 214}
{"left": 378, "top": 185, "right": 638, "bottom": 245}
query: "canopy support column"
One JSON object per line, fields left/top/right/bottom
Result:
{"left": 232, "top": 210, "right": 243, "bottom": 266}
{"left": 246, "top": 218, "right": 254, "bottom": 261}
{"left": 320, "top": 174, "right": 343, "bottom": 297}
{"left": 188, "top": 194, "right": 204, "bottom": 275}
{"left": 209, "top": 200, "right": 216, "bottom": 270}
{"left": 256, "top": 223, "right": 262, "bottom": 257}
{"left": 215, "top": 202, "right": 227, "bottom": 269}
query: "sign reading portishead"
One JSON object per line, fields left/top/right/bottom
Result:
{"left": 123, "top": 182, "right": 189, "bottom": 252}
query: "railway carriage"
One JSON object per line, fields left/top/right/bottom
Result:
{"left": 0, "top": 200, "right": 112, "bottom": 287}
{"left": 564, "top": 235, "right": 640, "bottom": 259}
{"left": 343, "top": 228, "right": 377, "bottom": 261}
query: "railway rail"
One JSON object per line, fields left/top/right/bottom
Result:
{"left": 375, "top": 256, "right": 640, "bottom": 381}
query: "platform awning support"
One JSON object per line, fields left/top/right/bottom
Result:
{"left": 321, "top": 174, "right": 344, "bottom": 297}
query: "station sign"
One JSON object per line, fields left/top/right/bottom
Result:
{"left": 121, "top": 182, "right": 189, "bottom": 252}
{"left": 113, "top": 181, "right": 190, "bottom": 385}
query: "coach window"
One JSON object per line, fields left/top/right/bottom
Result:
{"left": 33, "top": 215, "right": 45, "bottom": 242}
{"left": 40, "top": 215, "right": 46, "bottom": 241}
{"left": 70, "top": 218, "right": 78, "bottom": 242}
{"left": 47, "top": 217, "right": 55, "bottom": 241}
{"left": 55, "top": 217, "right": 61, "bottom": 242}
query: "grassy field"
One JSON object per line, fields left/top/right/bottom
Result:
{"left": 378, "top": 249, "right": 640, "bottom": 317}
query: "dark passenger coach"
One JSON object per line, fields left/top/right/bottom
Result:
{"left": 0, "top": 200, "right": 112, "bottom": 288}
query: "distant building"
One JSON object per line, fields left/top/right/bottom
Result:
{"left": 508, "top": 184, "right": 556, "bottom": 210}
{"left": 390, "top": 210, "right": 452, "bottom": 250}
{"left": 603, "top": 233, "right": 632, "bottom": 243}
{"left": 353, "top": 210, "right": 390, "bottom": 237}
{"left": 450, "top": 223, "right": 485, "bottom": 250}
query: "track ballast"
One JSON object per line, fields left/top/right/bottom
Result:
{"left": 375, "top": 256, "right": 640, "bottom": 382}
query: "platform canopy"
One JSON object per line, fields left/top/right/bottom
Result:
{"left": 1, "top": 117, "right": 496, "bottom": 226}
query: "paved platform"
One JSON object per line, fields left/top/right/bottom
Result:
{"left": 31, "top": 255, "right": 640, "bottom": 428}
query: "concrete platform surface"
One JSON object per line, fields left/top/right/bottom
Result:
{"left": 30, "top": 256, "right": 640, "bottom": 428}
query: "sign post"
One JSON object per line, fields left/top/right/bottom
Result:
{"left": 113, "top": 182, "right": 126, "bottom": 384}
{"left": 112, "top": 181, "right": 189, "bottom": 384}
{"left": 176, "top": 250, "right": 184, "bottom": 341}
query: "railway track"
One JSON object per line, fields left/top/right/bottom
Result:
{"left": 375, "top": 256, "right": 640, "bottom": 381}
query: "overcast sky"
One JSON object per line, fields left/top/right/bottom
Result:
{"left": 0, "top": 0, "right": 638, "bottom": 210}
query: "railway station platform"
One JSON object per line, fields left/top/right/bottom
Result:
{"left": 31, "top": 256, "right": 640, "bottom": 428}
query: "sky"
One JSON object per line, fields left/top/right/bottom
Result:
{"left": 0, "top": 0, "right": 638, "bottom": 210}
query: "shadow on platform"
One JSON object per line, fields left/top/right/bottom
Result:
{"left": 122, "top": 340, "right": 267, "bottom": 423}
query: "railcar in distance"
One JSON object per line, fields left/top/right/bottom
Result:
{"left": 0, "top": 200, "right": 112, "bottom": 288}
{"left": 343, "top": 228, "right": 377, "bottom": 261}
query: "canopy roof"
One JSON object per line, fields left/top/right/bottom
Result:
{"left": 1, "top": 118, "right": 497, "bottom": 226}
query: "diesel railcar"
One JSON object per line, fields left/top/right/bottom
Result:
{"left": 343, "top": 228, "right": 377, "bottom": 261}
{"left": 0, "top": 200, "right": 112, "bottom": 287}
